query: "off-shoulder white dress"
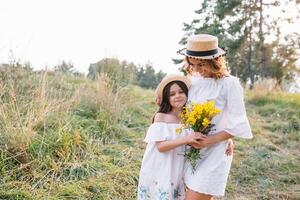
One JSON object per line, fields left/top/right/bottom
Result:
{"left": 184, "top": 75, "right": 253, "bottom": 196}
{"left": 138, "top": 122, "right": 189, "bottom": 200}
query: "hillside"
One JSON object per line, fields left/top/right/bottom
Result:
{"left": 0, "top": 69, "right": 299, "bottom": 199}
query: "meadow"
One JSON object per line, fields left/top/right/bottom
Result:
{"left": 0, "top": 67, "right": 299, "bottom": 199}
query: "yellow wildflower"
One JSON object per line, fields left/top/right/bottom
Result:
{"left": 176, "top": 128, "right": 182, "bottom": 134}
{"left": 202, "top": 118, "right": 210, "bottom": 127}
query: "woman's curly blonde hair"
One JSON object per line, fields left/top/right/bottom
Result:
{"left": 184, "top": 56, "right": 229, "bottom": 79}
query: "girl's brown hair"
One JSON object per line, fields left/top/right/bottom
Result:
{"left": 184, "top": 56, "right": 229, "bottom": 79}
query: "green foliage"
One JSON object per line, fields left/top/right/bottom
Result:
{"left": 137, "top": 63, "right": 166, "bottom": 89}
{"left": 0, "top": 191, "right": 33, "bottom": 200}
{"left": 53, "top": 60, "right": 84, "bottom": 77}
{"left": 88, "top": 58, "right": 166, "bottom": 89}
{"left": 87, "top": 58, "right": 137, "bottom": 87}
{"left": 177, "top": 0, "right": 300, "bottom": 88}
{"left": 0, "top": 65, "right": 134, "bottom": 198}
{"left": 1, "top": 65, "right": 299, "bottom": 199}
{"left": 71, "top": 107, "right": 121, "bottom": 143}
{"left": 223, "top": 91, "right": 300, "bottom": 199}
{"left": 54, "top": 61, "right": 74, "bottom": 73}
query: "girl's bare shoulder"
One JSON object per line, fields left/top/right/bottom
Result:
{"left": 153, "top": 113, "right": 176, "bottom": 123}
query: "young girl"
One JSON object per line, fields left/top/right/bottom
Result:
{"left": 137, "top": 75, "right": 233, "bottom": 200}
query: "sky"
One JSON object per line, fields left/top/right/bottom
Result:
{"left": 0, "top": 0, "right": 200, "bottom": 74}
{"left": 0, "top": 0, "right": 299, "bottom": 75}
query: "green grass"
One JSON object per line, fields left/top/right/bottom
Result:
{"left": 224, "top": 92, "right": 300, "bottom": 199}
{"left": 1, "top": 68, "right": 299, "bottom": 199}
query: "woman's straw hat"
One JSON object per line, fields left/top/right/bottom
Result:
{"left": 155, "top": 74, "right": 191, "bottom": 102}
{"left": 177, "top": 34, "right": 226, "bottom": 59}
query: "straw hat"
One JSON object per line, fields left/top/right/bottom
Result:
{"left": 177, "top": 34, "right": 226, "bottom": 59}
{"left": 155, "top": 74, "right": 191, "bottom": 103}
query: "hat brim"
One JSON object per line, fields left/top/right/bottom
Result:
{"left": 155, "top": 75, "right": 192, "bottom": 100}
{"left": 177, "top": 47, "right": 226, "bottom": 60}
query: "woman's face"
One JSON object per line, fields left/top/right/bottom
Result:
{"left": 168, "top": 83, "right": 187, "bottom": 109}
{"left": 188, "top": 57, "right": 210, "bottom": 76}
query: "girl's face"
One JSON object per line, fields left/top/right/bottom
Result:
{"left": 168, "top": 83, "right": 187, "bottom": 109}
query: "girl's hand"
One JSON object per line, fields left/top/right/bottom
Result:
{"left": 225, "top": 139, "right": 234, "bottom": 156}
{"left": 185, "top": 132, "right": 207, "bottom": 145}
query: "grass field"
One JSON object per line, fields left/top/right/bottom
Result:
{"left": 0, "top": 68, "right": 299, "bottom": 199}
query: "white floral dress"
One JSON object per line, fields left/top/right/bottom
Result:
{"left": 138, "top": 122, "right": 189, "bottom": 200}
{"left": 184, "top": 75, "right": 253, "bottom": 196}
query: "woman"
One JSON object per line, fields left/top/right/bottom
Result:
{"left": 177, "top": 34, "right": 253, "bottom": 200}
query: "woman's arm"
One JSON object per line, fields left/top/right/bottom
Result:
{"left": 156, "top": 132, "right": 207, "bottom": 152}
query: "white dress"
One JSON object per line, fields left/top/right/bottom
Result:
{"left": 184, "top": 75, "right": 253, "bottom": 196}
{"left": 138, "top": 122, "right": 189, "bottom": 200}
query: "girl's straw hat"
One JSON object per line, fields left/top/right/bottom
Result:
{"left": 177, "top": 34, "right": 226, "bottom": 59}
{"left": 155, "top": 74, "right": 191, "bottom": 100}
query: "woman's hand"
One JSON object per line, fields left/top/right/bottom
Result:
{"left": 185, "top": 132, "right": 207, "bottom": 146}
{"left": 191, "top": 131, "right": 234, "bottom": 149}
{"left": 190, "top": 135, "right": 215, "bottom": 149}
{"left": 225, "top": 139, "right": 234, "bottom": 156}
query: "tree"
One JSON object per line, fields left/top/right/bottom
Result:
{"left": 88, "top": 58, "right": 166, "bottom": 89}
{"left": 177, "top": 0, "right": 300, "bottom": 89}
{"left": 137, "top": 63, "right": 166, "bottom": 89}
{"left": 137, "top": 63, "right": 156, "bottom": 89}
{"left": 54, "top": 61, "right": 75, "bottom": 73}
{"left": 88, "top": 58, "right": 138, "bottom": 87}
{"left": 155, "top": 70, "right": 166, "bottom": 88}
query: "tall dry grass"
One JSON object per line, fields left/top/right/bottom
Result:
{"left": 1, "top": 70, "right": 65, "bottom": 156}
{"left": 73, "top": 74, "right": 127, "bottom": 130}
{"left": 248, "top": 78, "right": 300, "bottom": 107}
{"left": 0, "top": 66, "right": 127, "bottom": 198}
{"left": 251, "top": 79, "right": 281, "bottom": 97}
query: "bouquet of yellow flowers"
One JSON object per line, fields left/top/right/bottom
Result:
{"left": 176, "top": 101, "right": 221, "bottom": 172}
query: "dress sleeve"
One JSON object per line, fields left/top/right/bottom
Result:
{"left": 224, "top": 78, "right": 253, "bottom": 139}
{"left": 144, "top": 123, "right": 171, "bottom": 143}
